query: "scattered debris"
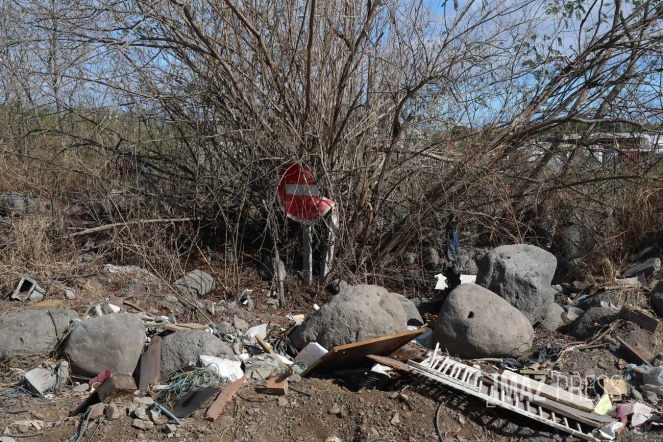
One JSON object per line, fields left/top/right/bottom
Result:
{"left": 301, "top": 328, "right": 424, "bottom": 377}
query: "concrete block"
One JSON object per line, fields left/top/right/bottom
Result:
{"left": 175, "top": 270, "right": 215, "bottom": 296}
{"left": 11, "top": 277, "right": 46, "bottom": 302}
{"left": 24, "top": 367, "right": 57, "bottom": 395}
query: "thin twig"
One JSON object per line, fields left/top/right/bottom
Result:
{"left": 66, "top": 218, "right": 193, "bottom": 238}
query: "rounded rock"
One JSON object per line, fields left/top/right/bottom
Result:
{"left": 434, "top": 284, "right": 534, "bottom": 359}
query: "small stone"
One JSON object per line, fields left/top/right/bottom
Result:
{"left": 17, "top": 425, "right": 30, "bottom": 434}
{"left": 632, "top": 389, "right": 644, "bottom": 401}
{"left": 644, "top": 391, "right": 659, "bottom": 404}
{"left": 134, "top": 406, "right": 148, "bottom": 420}
{"left": 132, "top": 418, "right": 154, "bottom": 431}
{"left": 149, "top": 410, "right": 161, "bottom": 424}
{"left": 65, "top": 288, "right": 77, "bottom": 300}
{"left": 165, "top": 295, "right": 179, "bottom": 303}
{"left": 217, "top": 321, "right": 234, "bottom": 335}
{"left": 370, "top": 427, "right": 380, "bottom": 437}
{"left": 246, "top": 299, "right": 255, "bottom": 311}
{"left": 31, "top": 411, "right": 46, "bottom": 420}
{"left": 165, "top": 424, "right": 178, "bottom": 434}
{"left": 232, "top": 316, "right": 249, "bottom": 333}
{"left": 277, "top": 397, "right": 289, "bottom": 407}
{"left": 204, "top": 301, "right": 215, "bottom": 316}
{"left": 391, "top": 412, "right": 400, "bottom": 425}
{"left": 106, "top": 403, "right": 122, "bottom": 420}
{"left": 217, "top": 415, "right": 233, "bottom": 426}
{"left": 597, "top": 361, "right": 608, "bottom": 370}
{"left": 73, "top": 383, "right": 89, "bottom": 393}
{"left": 89, "top": 403, "right": 106, "bottom": 419}
{"left": 329, "top": 405, "right": 341, "bottom": 416}
{"left": 148, "top": 308, "right": 159, "bottom": 315}
{"left": 133, "top": 397, "right": 155, "bottom": 405}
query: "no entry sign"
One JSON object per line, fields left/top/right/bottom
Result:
{"left": 278, "top": 162, "right": 334, "bottom": 222}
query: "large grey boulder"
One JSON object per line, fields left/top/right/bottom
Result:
{"left": 0, "top": 309, "right": 79, "bottom": 359}
{"left": 651, "top": 281, "right": 663, "bottom": 316}
{"left": 390, "top": 292, "right": 424, "bottom": 326}
{"left": 434, "top": 284, "right": 534, "bottom": 359}
{"left": 476, "top": 244, "right": 557, "bottom": 324}
{"left": 162, "top": 330, "right": 234, "bottom": 379}
{"left": 290, "top": 285, "right": 408, "bottom": 350}
{"left": 64, "top": 313, "right": 145, "bottom": 376}
{"left": 624, "top": 258, "right": 661, "bottom": 279}
{"left": 570, "top": 307, "right": 620, "bottom": 339}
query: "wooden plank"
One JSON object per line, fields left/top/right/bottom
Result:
{"left": 139, "top": 336, "right": 162, "bottom": 391}
{"left": 301, "top": 328, "right": 425, "bottom": 377}
{"left": 366, "top": 355, "right": 410, "bottom": 372}
{"left": 500, "top": 371, "right": 595, "bottom": 413}
{"left": 616, "top": 336, "right": 654, "bottom": 365}
{"left": 204, "top": 376, "right": 246, "bottom": 422}
{"left": 123, "top": 300, "right": 151, "bottom": 315}
{"left": 519, "top": 369, "right": 549, "bottom": 376}
{"left": 622, "top": 308, "right": 660, "bottom": 333}
{"left": 265, "top": 376, "right": 288, "bottom": 395}
{"left": 164, "top": 323, "right": 209, "bottom": 332}
{"left": 255, "top": 335, "right": 274, "bottom": 354}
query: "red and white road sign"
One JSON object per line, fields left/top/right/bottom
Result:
{"left": 278, "top": 162, "right": 334, "bottom": 222}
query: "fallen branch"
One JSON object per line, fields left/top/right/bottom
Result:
{"left": 66, "top": 218, "right": 193, "bottom": 238}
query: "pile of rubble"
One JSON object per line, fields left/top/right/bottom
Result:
{"left": 1, "top": 235, "right": 663, "bottom": 441}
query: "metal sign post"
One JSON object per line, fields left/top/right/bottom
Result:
{"left": 277, "top": 162, "right": 335, "bottom": 286}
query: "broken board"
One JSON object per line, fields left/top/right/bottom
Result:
{"left": 301, "top": 328, "right": 425, "bottom": 377}
{"left": 500, "top": 371, "right": 595, "bottom": 413}
{"left": 173, "top": 386, "right": 220, "bottom": 418}
{"left": 365, "top": 355, "right": 411, "bottom": 372}
{"left": 139, "top": 336, "right": 162, "bottom": 391}
{"left": 204, "top": 377, "right": 246, "bottom": 422}
{"left": 617, "top": 336, "right": 654, "bottom": 365}
{"left": 622, "top": 308, "right": 660, "bottom": 334}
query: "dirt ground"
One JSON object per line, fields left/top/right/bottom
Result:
{"left": 1, "top": 267, "right": 663, "bottom": 441}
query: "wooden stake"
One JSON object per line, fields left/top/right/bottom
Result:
{"left": 204, "top": 376, "right": 246, "bottom": 422}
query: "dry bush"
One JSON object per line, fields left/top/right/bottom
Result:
{"left": 0, "top": 215, "right": 84, "bottom": 292}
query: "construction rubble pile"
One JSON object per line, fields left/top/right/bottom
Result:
{"left": 2, "top": 236, "right": 663, "bottom": 440}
